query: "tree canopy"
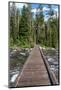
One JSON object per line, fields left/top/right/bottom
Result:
{"left": 9, "top": 3, "right": 59, "bottom": 48}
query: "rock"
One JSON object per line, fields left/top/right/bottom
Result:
{"left": 51, "top": 48, "right": 56, "bottom": 50}
{"left": 53, "top": 62, "right": 58, "bottom": 65}
{"left": 10, "top": 73, "right": 18, "bottom": 83}
{"left": 48, "top": 58, "right": 54, "bottom": 62}
{"left": 30, "top": 48, "right": 32, "bottom": 51}
{"left": 20, "top": 52, "right": 26, "bottom": 56}
{"left": 50, "top": 67, "right": 55, "bottom": 71}
{"left": 51, "top": 65, "right": 55, "bottom": 68}
{"left": 10, "top": 49, "right": 16, "bottom": 55}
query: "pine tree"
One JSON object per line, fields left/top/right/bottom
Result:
{"left": 47, "top": 5, "right": 54, "bottom": 47}
{"left": 10, "top": 2, "right": 17, "bottom": 44}
{"left": 19, "top": 5, "right": 33, "bottom": 47}
{"left": 35, "top": 5, "right": 44, "bottom": 45}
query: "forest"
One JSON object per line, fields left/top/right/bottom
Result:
{"left": 9, "top": 2, "right": 59, "bottom": 49}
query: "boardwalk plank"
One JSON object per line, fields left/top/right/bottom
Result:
{"left": 16, "top": 45, "right": 51, "bottom": 87}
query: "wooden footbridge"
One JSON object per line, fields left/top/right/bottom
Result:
{"left": 15, "top": 45, "right": 58, "bottom": 87}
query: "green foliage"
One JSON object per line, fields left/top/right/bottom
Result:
{"left": 9, "top": 3, "right": 59, "bottom": 49}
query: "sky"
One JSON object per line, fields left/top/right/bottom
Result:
{"left": 10, "top": 2, "right": 59, "bottom": 21}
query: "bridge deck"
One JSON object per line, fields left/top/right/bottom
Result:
{"left": 16, "top": 45, "right": 51, "bottom": 87}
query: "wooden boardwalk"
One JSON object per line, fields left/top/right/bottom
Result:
{"left": 16, "top": 45, "right": 56, "bottom": 87}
